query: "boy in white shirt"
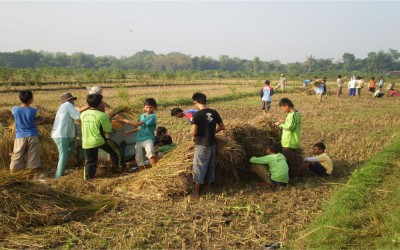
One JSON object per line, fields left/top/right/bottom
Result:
{"left": 300, "top": 142, "right": 333, "bottom": 176}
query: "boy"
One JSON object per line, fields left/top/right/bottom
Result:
{"left": 369, "top": 77, "right": 376, "bottom": 93}
{"left": 171, "top": 108, "right": 197, "bottom": 124}
{"left": 120, "top": 98, "right": 158, "bottom": 170}
{"left": 250, "top": 143, "right": 289, "bottom": 187}
{"left": 191, "top": 92, "right": 225, "bottom": 197}
{"left": 274, "top": 98, "right": 301, "bottom": 178}
{"left": 51, "top": 92, "right": 85, "bottom": 178}
{"left": 260, "top": 80, "right": 273, "bottom": 115}
{"left": 300, "top": 142, "right": 333, "bottom": 176}
{"left": 81, "top": 94, "right": 123, "bottom": 180}
{"left": 275, "top": 73, "right": 287, "bottom": 92}
{"left": 348, "top": 76, "right": 357, "bottom": 97}
{"left": 379, "top": 76, "right": 384, "bottom": 89}
{"left": 154, "top": 126, "right": 167, "bottom": 146}
{"left": 10, "top": 90, "right": 42, "bottom": 172}
{"left": 374, "top": 87, "right": 385, "bottom": 98}
{"left": 313, "top": 81, "right": 324, "bottom": 102}
{"left": 157, "top": 135, "right": 177, "bottom": 156}
{"left": 81, "top": 86, "right": 110, "bottom": 112}
{"left": 336, "top": 75, "right": 347, "bottom": 99}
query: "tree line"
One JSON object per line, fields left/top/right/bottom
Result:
{"left": 0, "top": 49, "right": 399, "bottom": 74}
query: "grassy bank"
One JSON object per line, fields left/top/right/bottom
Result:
{"left": 296, "top": 137, "right": 400, "bottom": 249}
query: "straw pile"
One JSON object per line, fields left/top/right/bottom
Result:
{"left": 0, "top": 109, "right": 13, "bottom": 126}
{"left": 0, "top": 170, "right": 115, "bottom": 238}
{"left": 115, "top": 135, "right": 247, "bottom": 198}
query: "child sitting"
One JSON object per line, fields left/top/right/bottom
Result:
{"left": 300, "top": 142, "right": 333, "bottom": 176}
{"left": 171, "top": 108, "right": 197, "bottom": 124}
{"left": 389, "top": 88, "right": 400, "bottom": 98}
{"left": 374, "top": 87, "right": 385, "bottom": 98}
{"left": 157, "top": 135, "right": 177, "bottom": 157}
{"left": 249, "top": 143, "right": 289, "bottom": 187}
{"left": 154, "top": 126, "right": 167, "bottom": 146}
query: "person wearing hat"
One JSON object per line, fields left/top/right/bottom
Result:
{"left": 275, "top": 73, "right": 287, "bottom": 92}
{"left": 51, "top": 92, "right": 85, "bottom": 178}
{"left": 81, "top": 86, "right": 110, "bottom": 112}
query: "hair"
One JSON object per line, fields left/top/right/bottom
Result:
{"left": 266, "top": 143, "right": 281, "bottom": 153}
{"left": 371, "top": 77, "right": 375, "bottom": 80}
{"left": 144, "top": 98, "right": 157, "bottom": 108}
{"left": 314, "top": 76, "right": 319, "bottom": 79}
{"left": 264, "top": 80, "right": 270, "bottom": 85}
{"left": 338, "top": 75, "right": 342, "bottom": 78}
{"left": 86, "top": 94, "right": 103, "bottom": 108}
{"left": 160, "top": 135, "right": 173, "bottom": 145}
{"left": 156, "top": 126, "right": 167, "bottom": 136}
{"left": 323, "top": 76, "right": 327, "bottom": 80}
{"left": 19, "top": 90, "right": 33, "bottom": 103}
{"left": 171, "top": 107, "right": 183, "bottom": 116}
{"left": 313, "top": 142, "right": 326, "bottom": 152}
{"left": 192, "top": 92, "right": 207, "bottom": 104}
{"left": 278, "top": 98, "right": 294, "bottom": 108}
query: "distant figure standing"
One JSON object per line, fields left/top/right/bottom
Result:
{"left": 275, "top": 73, "right": 287, "bottom": 92}
{"left": 348, "top": 76, "right": 357, "bottom": 97}
{"left": 355, "top": 76, "right": 364, "bottom": 98}
{"left": 260, "top": 80, "right": 274, "bottom": 115}
{"left": 337, "top": 75, "right": 346, "bottom": 99}
{"left": 369, "top": 77, "right": 376, "bottom": 93}
{"left": 379, "top": 76, "right": 385, "bottom": 89}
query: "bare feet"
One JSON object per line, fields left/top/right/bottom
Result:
{"left": 256, "top": 181, "right": 274, "bottom": 187}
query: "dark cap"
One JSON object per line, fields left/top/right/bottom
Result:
{"left": 60, "top": 92, "right": 77, "bottom": 103}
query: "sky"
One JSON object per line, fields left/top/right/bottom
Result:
{"left": 0, "top": 1, "right": 399, "bottom": 63}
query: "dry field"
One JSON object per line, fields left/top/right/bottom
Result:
{"left": 0, "top": 82, "right": 399, "bottom": 249}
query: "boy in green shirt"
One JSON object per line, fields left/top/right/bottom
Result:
{"left": 81, "top": 94, "right": 123, "bottom": 179}
{"left": 274, "top": 98, "right": 302, "bottom": 178}
{"left": 250, "top": 143, "right": 289, "bottom": 187}
{"left": 120, "top": 98, "right": 158, "bottom": 170}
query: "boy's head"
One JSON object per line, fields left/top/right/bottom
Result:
{"left": 338, "top": 75, "right": 342, "bottom": 78}
{"left": 19, "top": 90, "right": 33, "bottom": 104}
{"left": 312, "top": 142, "right": 326, "bottom": 155}
{"left": 171, "top": 108, "right": 184, "bottom": 118}
{"left": 156, "top": 126, "right": 167, "bottom": 137}
{"left": 86, "top": 94, "right": 103, "bottom": 108}
{"left": 371, "top": 77, "right": 375, "bottom": 80}
{"left": 143, "top": 98, "right": 157, "bottom": 114}
{"left": 264, "top": 80, "right": 270, "bottom": 85}
{"left": 266, "top": 143, "right": 281, "bottom": 154}
{"left": 192, "top": 92, "right": 207, "bottom": 108}
{"left": 280, "top": 73, "right": 285, "bottom": 77}
{"left": 279, "top": 98, "right": 294, "bottom": 113}
{"left": 160, "top": 135, "right": 173, "bottom": 146}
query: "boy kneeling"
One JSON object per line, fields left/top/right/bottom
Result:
{"left": 250, "top": 143, "right": 289, "bottom": 187}
{"left": 300, "top": 142, "right": 333, "bottom": 176}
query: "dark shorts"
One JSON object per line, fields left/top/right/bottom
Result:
{"left": 309, "top": 162, "right": 329, "bottom": 176}
{"left": 270, "top": 177, "right": 288, "bottom": 186}
{"left": 192, "top": 144, "right": 216, "bottom": 184}
{"left": 262, "top": 101, "right": 271, "bottom": 111}
{"left": 356, "top": 88, "right": 361, "bottom": 95}
{"left": 369, "top": 87, "right": 375, "bottom": 93}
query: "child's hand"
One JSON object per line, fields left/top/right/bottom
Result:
{"left": 274, "top": 121, "right": 280, "bottom": 126}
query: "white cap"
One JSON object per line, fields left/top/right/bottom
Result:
{"left": 86, "top": 86, "right": 102, "bottom": 95}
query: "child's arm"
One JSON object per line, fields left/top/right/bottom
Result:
{"left": 118, "top": 118, "right": 142, "bottom": 127}
{"left": 77, "top": 104, "right": 90, "bottom": 113}
{"left": 249, "top": 155, "right": 271, "bottom": 165}
{"left": 124, "top": 128, "right": 139, "bottom": 136}
{"left": 215, "top": 122, "right": 225, "bottom": 134}
{"left": 303, "top": 156, "right": 319, "bottom": 162}
{"left": 278, "top": 113, "right": 297, "bottom": 131}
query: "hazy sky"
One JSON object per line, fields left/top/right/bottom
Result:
{"left": 1, "top": 1, "right": 399, "bottom": 63}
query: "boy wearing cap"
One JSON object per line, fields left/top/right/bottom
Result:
{"left": 51, "top": 92, "right": 85, "bottom": 178}
{"left": 10, "top": 90, "right": 43, "bottom": 172}
{"left": 81, "top": 94, "right": 124, "bottom": 179}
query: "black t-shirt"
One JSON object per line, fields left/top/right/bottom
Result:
{"left": 192, "top": 108, "right": 222, "bottom": 146}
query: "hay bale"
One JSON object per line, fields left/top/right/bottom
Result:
{"left": 115, "top": 135, "right": 246, "bottom": 198}
{"left": 0, "top": 109, "right": 13, "bottom": 126}
{"left": 0, "top": 170, "right": 115, "bottom": 238}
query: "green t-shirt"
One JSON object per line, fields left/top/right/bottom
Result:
{"left": 279, "top": 111, "right": 301, "bottom": 149}
{"left": 158, "top": 143, "right": 177, "bottom": 153}
{"left": 250, "top": 153, "right": 289, "bottom": 183}
{"left": 80, "top": 109, "right": 112, "bottom": 149}
{"left": 136, "top": 113, "right": 157, "bottom": 142}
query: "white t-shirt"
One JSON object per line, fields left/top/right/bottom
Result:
{"left": 261, "top": 86, "right": 272, "bottom": 102}
{"left": 51, "top": 102, "right": 81, "bottom": 138}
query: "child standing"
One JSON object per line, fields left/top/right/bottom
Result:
{"left": 191, "top": 92, "right": 225, "bottom": 197}
{"left": 250, "top": 143, "right": 289, "bottom": 187}
{"left": 81, "top": 94, "right": 124, "bottom": 179}
{"left": 260, "top": 80, "right": 273, "bottom": 115}
{"left": 348, "top": 76, "right": 357, "bottom": 97}
{"left": 10, "top": 90, "right": 42, "bottom": 172}
{"left": 369, "top": 77, "right": 376, "bottom": 93}
{"left": 121, "top": 98, "right": 158, "bottom": 170}
{"left": 274, "top": 98, "right": 301, "bottom": 178}
{"left": 313, "top": 81, "right": 324, "bottom": 102}
{"left": 51, "top": 92, "right": 84, "bottom": 178}
{"left": 170, "top": 108, "right": 197, "bottom": 124}
{"left": 336, "top": 75, "right": 347, "bottom": 99}
{"left": 300, "top": 142, "right": 333, "bottom": 176}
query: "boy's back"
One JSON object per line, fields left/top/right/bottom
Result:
{"left": 250, "top": 153, "right": 289, "bottom": 183}
{"left": 12, "top": 106, "right": 38, "bottom": 138}
{"left": 192, "top": 108, "right": 222, "bottom": 146}
{"left": 80, "top": 109, "right": 111, "bottom": 149}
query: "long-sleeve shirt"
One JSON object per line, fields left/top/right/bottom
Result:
{"left": 250, "top": 153, "right": 289, "bottom": 183}
{"left": 51, "top": 102, "right": 80, "bottom": 138}
{"left": 304, "top": 153, "right": 333, "bottom": 174}
{"left": 279, "top": 111, "right": 301, "bottom": 149}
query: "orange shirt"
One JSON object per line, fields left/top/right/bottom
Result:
{"left": 369, "top": 80, "right": 376, "bottom": 88}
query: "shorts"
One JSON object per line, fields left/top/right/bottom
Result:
{"left": 262, "top": 101, "right": 271, "bottom": 111}
{"left": 10, "top": 136, "right": 41, "bottom": 171}
{"left": 309, "top": 162, "right": 329, "bottom": 176}
{"left": 337, "top": 87, "right": 342, "bottom": 95}
{"left": 348, "top": 88, "right": 356, "bottom": 96}
{"left": 135, "top": 139, "right": 156, "bottom": 166}
{"left": 356, "top": 88, "right": 361, "bottom": 95}
{"left": 192, "top": 144, "right": 216, "bottom": 184}
{"left": 369, "top": 87, "right": 375, "bottom": 93}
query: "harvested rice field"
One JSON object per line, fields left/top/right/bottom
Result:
{"left": 1, "top": 81, "right": 400, "bottom": 248}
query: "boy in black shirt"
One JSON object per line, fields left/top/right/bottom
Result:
{"left": 190, "top": 92, "right": 225, "bottom": 197}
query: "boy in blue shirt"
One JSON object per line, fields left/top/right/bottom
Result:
{"left": 121, "top": 98, "right": 158, "bottom": 170}
{"left": 10, "top": 90, "right": 43, "bottom": 172}
{"left": 171, "top": 107, "right": 197, "bottom": 124}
